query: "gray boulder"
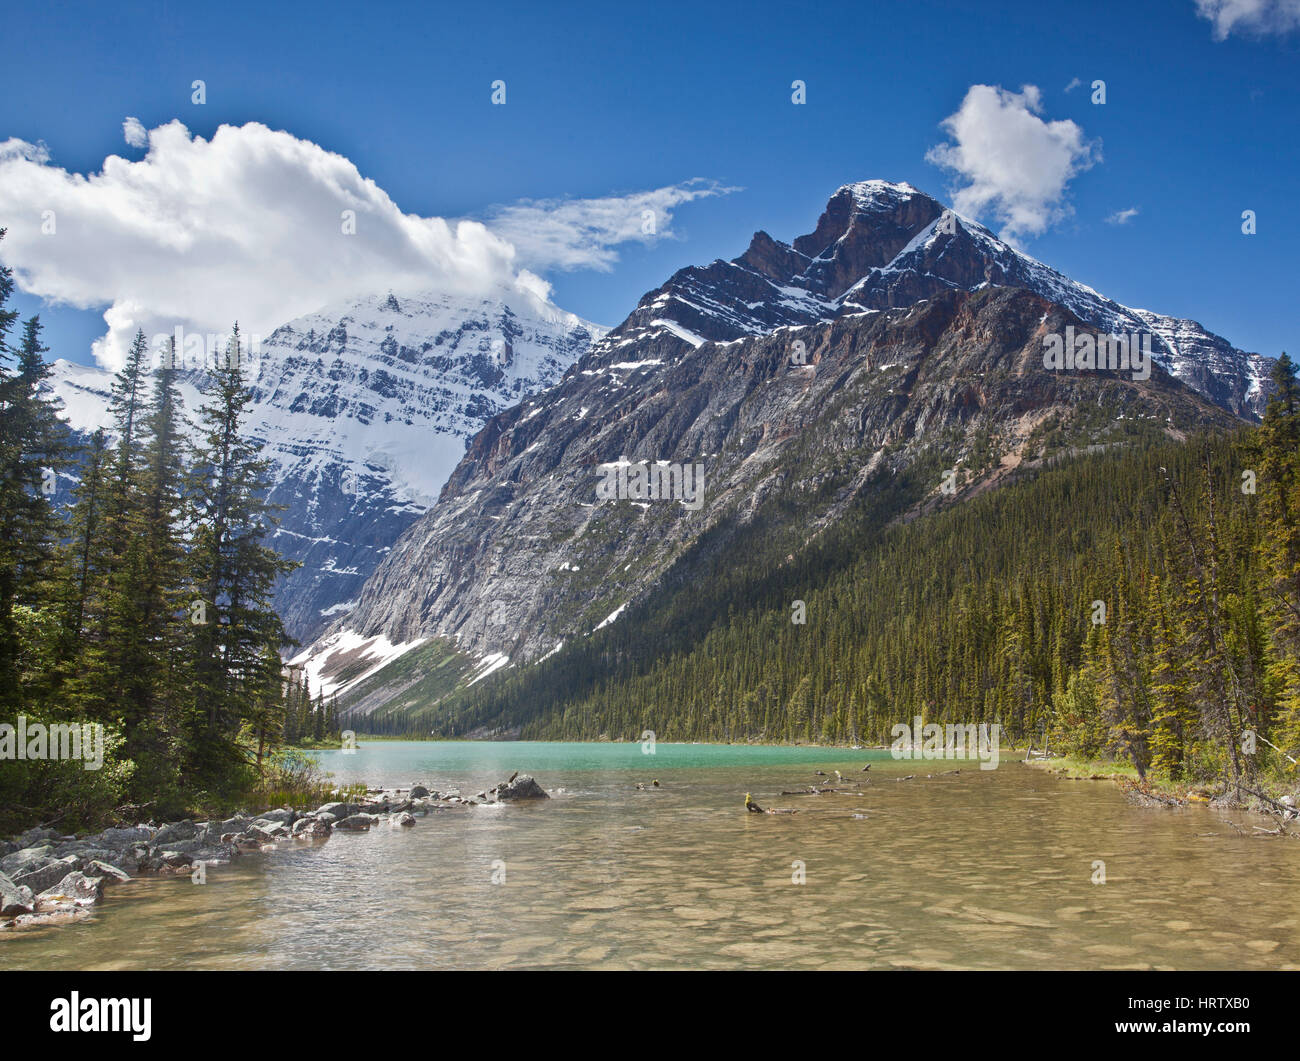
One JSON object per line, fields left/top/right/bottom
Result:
{"left": 16, "top": 826, "right": 58, "bottom": 848}
{"left": 37, "top": 871, "right": 104, "bottom": 906}
{"left": 85, "top": 859, "right": 131, "bottom": 883}
{"left": 0, "top": 871, "right": 35, "bottom": 916}
{"left": 51, "top": 840, "right": 98, "bottom": 857}
{"left": 13, "top": 856, "right": 80, "bottom": 895}
{"left": 256, "top": 808, "right": 296, "bottom": 825}
{"left": 316, "top": 802, "right": 356, "bottom": 819}
{"left": 153, "top": 821, "right": 199, "bottom": 846}
{"left": 292, "top": 817, "right": 332, "bottom": 839}
{"left": 495, "top": 774, "right": 550, "bottom": 801}
{"left": 94, "top": 826, "right": 152, "bottom": 847}
{"left": 0, "top": 845, "right": 53, "bottom": 876}
{"left": 333, "top": 814, "right": 373, "bottom": 832}
{"left": 189, "top": 844, "right": 235, "bottom": 865}
{"left": 155, "top": 851, "right": 194, "bottom": 869}
{"left": 150, "top": 837, "right": 209, "bottom": 856}
{"left": 409, "top": 785, "right": 430, "bottom": 798}
{"left": 219, "top": 816, "right": 252, "bottom": 837}
{"left": 393, "top": 812, "right": 416, "bottom": 827}
{"left": 54, "top": 844, "right": 120, "bottom": 863}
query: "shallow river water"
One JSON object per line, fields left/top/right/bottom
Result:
{"left": 3, "top": 741, "right": 1297, "bottom": 970}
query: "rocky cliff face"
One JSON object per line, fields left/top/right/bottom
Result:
{"left": 46, "top": 288, "right": 604, "bottom": 643}
{"left": 306, "top": 181, "right": 1262, "bottom": 706}
{"left": 314, "top": 296, "right": 1240, "bottom": 715}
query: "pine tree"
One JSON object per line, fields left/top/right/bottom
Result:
{"left": 185, "top": 325, "right": 297, "bottom": 788}
{"left": 0, "top": 313, "right": 72, "bottom": 710}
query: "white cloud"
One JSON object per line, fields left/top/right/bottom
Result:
{"left": 925, "top": 84, "right": 1100, "bottom": 243}
{"left": 0, "top": 120, "right": 725, "bottom": 370}
{"left": 1195, "top": 0, "right": 1300, "bottom": 38}
{"left": 122, "top": 117, "right": 148, "bottom": 149}
{"left": 485, "top": 178, "right": 737, "bottom": 272}
{"left": 1064, "top": 77, "right": 1083, "bottom": 93}
{"left": 1105, "top": 206, "right": 1140, "bottom": 225}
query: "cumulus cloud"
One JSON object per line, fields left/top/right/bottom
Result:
{"left": 1064, "top": 77, "right": 1083, "bottom": 93}
{"left": 0, "top": 120, "right": 728, "bottom": 370}
{"left": 122, "top": 117, "right": 148, "bottom": 149}
{"left": 925, "top": 84, "right": 1100, "bottom": 243}
{"left": 1105, "top": 206, "right": 1140, "bottom": 225}
{"left": 1195, "top": 0, "right": 1300, "bottom": 38}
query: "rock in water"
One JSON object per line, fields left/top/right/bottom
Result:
{"left": 85, "top": 860, "right": 131, "bottom": 883}
{"left": 495, "top": 774, "right": 549, "bottom": 800}
{"left": 292, "top": 817, "right": 333, "bottom": 839}
{"left": 0, "top": 871, "right": 35, "bottom": 916}
{"left": 12, "top": 857, "right": 80, "bottom": 895}
{"left": 37, "top": 871, "right": 104, "bottom": 907}
{"left": 256, "top": 808, "right": 297, "bottom": 825}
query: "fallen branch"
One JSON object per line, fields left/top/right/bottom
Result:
{"left": 1238, "top": 785, "right": 1298, "bottom": 822}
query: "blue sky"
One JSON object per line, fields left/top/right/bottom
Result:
{"left": 2, "top": 0, "right": 1296, "bottom": 367}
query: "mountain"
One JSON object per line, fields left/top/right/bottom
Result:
{"left": 45, "top": 288, "right": 606, "bottom": 643}
{"left": 303, "top": 180, "right": 1262, "bottom": 715}
{"left": 618, "top": 181, "right": 1269, "bottom": 416}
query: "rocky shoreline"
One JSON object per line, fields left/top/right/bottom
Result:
{"left": 0, "top": 773, "right": 548, "bottom": 931}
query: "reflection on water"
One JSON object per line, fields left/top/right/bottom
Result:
{"left": 3, "top": 741, "right": 1297, "bottom": 970}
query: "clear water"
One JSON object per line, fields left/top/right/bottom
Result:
{"left": 2, "top": 741, "right": 1297, "bottom": 970}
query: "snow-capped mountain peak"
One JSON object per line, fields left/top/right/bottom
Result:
{"left": 46, "top": 288, "right": 606, "bottom": 641}
{"left": 601, "top": 181, "right": 1271, "bottom": 417}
